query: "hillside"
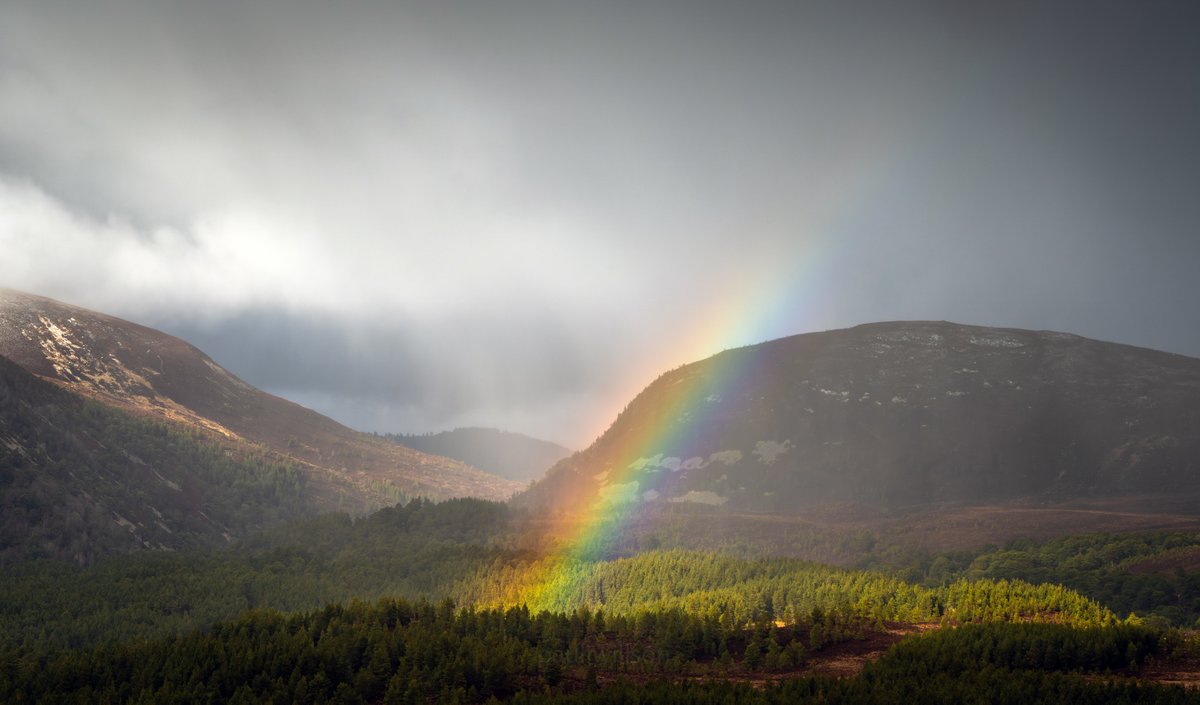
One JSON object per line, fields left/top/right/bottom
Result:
{"left": 0, "top": 354, "right": 316, "bottom": 565}
{"left": 385, "top": 427, "right": 571, "bottom": 484}
{"left": 0, "top": 289, "right": 521, "bottom": 510}
{"left": 519, "top": 322, "right": 1200, "bottom": 520}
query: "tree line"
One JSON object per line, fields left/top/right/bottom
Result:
{"left": 1, "top": 598, "right": 1191, "bottom": 704}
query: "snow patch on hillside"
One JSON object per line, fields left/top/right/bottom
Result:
{"left": 875, "top": 332, "right": 944, "bottom": 345}
{"left": 753, "top": 440, "right": 793, "bottom": 466}
{"left": 969, "top": 334, "right": 1024, "bottom": 348}
{"left": 627, "top": 454, "right": 661, "bottom": 472}
{"left": 708, "top": 450, "right": 742, "bottom": 465}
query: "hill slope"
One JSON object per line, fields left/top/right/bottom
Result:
{"left": 520, "top": 321, "right": 1200, "bottom": 516}
{"left": 0, "top": 289, "right": 521, "bottom": 510}
{"left": 0, "top": 354, "right": 317, "bottom": 565}
{"left": 385, "top": 427, "right": 570, "bottom": 484}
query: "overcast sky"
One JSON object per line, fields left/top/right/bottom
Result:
{"left": 2, "top": 1, "right": 1198, "bottom": 447}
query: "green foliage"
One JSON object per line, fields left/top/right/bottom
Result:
{"left": 1, "top": 487, "right": 1122, "bottom": 655}
{"left": 0, "top": 498, "right": 513, "bottom": 650}
{"left": 3, "top": 448, "right": 1191, "bottom": 704}
{"left": 504, "top": 669, "right": 1198, "bottom": 704}
{"left": 873, "top": 532, "right": 1200, "bottom": 625}
{"left": 1, "top": 492, "right": 1194, "bottom": 703}
{"left": 0, "top": 599, "right": 1187, "bottom": 705}
{"left": 459, "top": 549, "right": 1115, "bottom": 630}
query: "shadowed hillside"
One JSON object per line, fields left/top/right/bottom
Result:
{"left": 520, "top": 322, "right": 1200, "bottom": 518}
{"left": 385, "top": 427, "right": 570, "bottom": 484}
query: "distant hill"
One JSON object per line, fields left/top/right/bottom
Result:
{"left": 0, "top": 353, "right": 317, "bottom": 565}
{"left": 0, "top": 289, "right": 522, "bottom": 514}
{"left": 519, "top": 321, "right": 1200, "bottom": 517}
{"left": 384, "top": 427, "right": 571, "bottom": 484}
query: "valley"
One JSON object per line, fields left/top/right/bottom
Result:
{"left": 383, "top": 427, "right": 571, "bottom": 485}
{"left": 6, "top": 1, "right": 1198, "bottom": 700}
{"left": 3, "top": 293, "right": 1200, "bottom": 702}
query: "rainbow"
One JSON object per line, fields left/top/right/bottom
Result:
{"left": 512, "top": 140, "right": 900, "bottom": 611}
{"left": 507, "top": 284, "right": 805, "bottom": 611}
{"left": 514, "top": 349, "right": 749, "bottom": 611}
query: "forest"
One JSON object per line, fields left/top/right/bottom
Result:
{"left": 5, "top": 498, "right": 1200, "bottom": 702}
{"left": 0, "top": 498, "right": 1136, "bottom": 651}
{"left": 865, "top": 531, "right": 1200, "bottom": 627}
{"left": 0, "top": 596, "right": 1191, "bottom": 704}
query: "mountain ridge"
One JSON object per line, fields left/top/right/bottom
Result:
{"left": 0, "top": 288, "right": 522, "bottom": 511}
{"left": 519, "top": 320, "right": 1200, "bottom": 517}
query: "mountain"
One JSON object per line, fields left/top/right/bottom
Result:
{"left": 384, "top": 427, "right": 571, "bottom": 484}
{"left": 0, "top": 289, "right": 521, "bottom": 513}
{"left": 0, "top": 353, "right": 317, "bottom": 564}
{"left": 519, "top": 321, "right": 1200, "bottom": 519}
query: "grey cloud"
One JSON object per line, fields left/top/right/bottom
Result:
{"left": 2, "top": 0, "right": 1200, "bottom": 446}
{"left": 151, "top": 301, "right": 639, "bottom": 443}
